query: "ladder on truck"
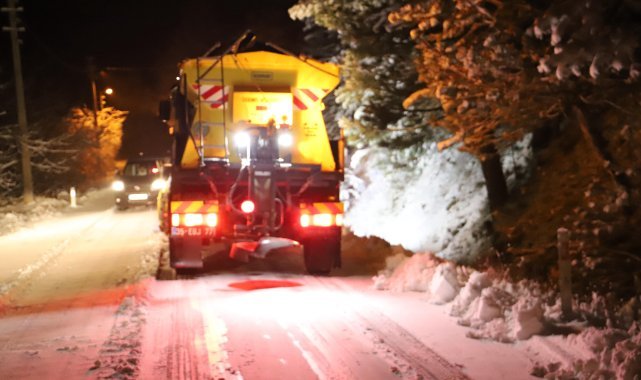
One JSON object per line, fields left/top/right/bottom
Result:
{"left": 192, "top": 31, "right": 256, "bottom": 167}
{"left": 193, "top": 51, "right": 229, "bottom": 166}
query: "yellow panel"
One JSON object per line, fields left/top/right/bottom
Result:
{"left": 232, "top": 92, "right": 293, "bottom": 126}
{"left": 181, "top": 136, "right": 200, "bottom": 168}
{"left": 179, "top": 51, "right": 340, "bottom": 171}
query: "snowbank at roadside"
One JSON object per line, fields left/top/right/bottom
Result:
{"left": 0, "top": 188, "right": 106, "bottom": 237}
{"left": 0, "top": 196, "right": 68, "bottom": 236}
{"left": 373, "top": 252, "right": 641, "bottom": 378}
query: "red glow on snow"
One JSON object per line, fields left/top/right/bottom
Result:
{"left": 228, "top": 279, "right": 302, "bottom": 291}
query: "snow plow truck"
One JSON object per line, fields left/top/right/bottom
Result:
{"left": 158, "top": 34, "right": 343, "bottom": 274}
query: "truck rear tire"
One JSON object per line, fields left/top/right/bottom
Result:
{"left": 302, "top": 235, "right": 340, "bottom": 275}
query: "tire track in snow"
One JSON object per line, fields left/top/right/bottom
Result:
{"left": 310, "top": 276, "right": 470, "bottom": 380}
{"left": 138, "top": 279, "right": 238, "bottom": 380}
{"left": 0, "top": 238, "right": 72, "bottom": 299}
{"left": 88, "top": 290, "right": 147, "bottom": 379}
{"left": 0, "top": 210, "right": 112, "bottom": 306}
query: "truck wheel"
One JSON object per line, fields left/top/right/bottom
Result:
{"left": 302, "top": 236, "right": 340, "bottom": 275}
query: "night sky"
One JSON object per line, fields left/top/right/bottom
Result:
{"left": 2, "top": 0, "right": 303, "bottom": 158}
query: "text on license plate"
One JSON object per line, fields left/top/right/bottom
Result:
{"left": 171, "top": 226, "right": 216, "bottom": 237}
{"left": 128, "top": 193, "right": 149, "bottom": 201}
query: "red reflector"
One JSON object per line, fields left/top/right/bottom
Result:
{"left": 240, "top": 200, "right": 255, "bottom": 214}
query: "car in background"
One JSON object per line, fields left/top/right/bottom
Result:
{"left": 112, "top": 157, "right": 167, "bottom": 210}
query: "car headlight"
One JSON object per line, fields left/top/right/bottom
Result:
{"left": 151, "top": 178, "right": 166, "bottom": 191}
{"left": 111, "top": 180, "right": 125, "bottom": 191}
{"left": 278, "top": 131, "right": 293, "bottom": 147}
{"left": 234, "top": 131, "right": 250, "bottom": 148}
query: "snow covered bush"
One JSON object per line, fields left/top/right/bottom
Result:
{"left": 345, "top": 136, "right": 532, "bottom": 263}
{"left": 345, "top": 142, "right": 491, "bottom": 263}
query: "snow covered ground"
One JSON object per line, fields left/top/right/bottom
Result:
{"left": 0, "top": 188, "right": 639, "bottom": 379}
{"left": 372, "top": 251, "right": 641, "bottom": 378}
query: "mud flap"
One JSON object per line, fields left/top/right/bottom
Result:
{"left": 170, "top": 237, "right": 205, "bottom": 268}
{"left": 230, "top": 237, "right": 301, "bottom": 262}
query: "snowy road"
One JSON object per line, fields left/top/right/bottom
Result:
{"left": 0, "top": 190, "right": 543, "bottom": 379}
{"left": 139, "top": 274, "right": 469, "bottom": 380}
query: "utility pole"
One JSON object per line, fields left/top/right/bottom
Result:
{"left": 2, "top": 0, "right": 33, "bottom": 204}
{"left": 87, "top": 57, "right": 99, "bottom": 129}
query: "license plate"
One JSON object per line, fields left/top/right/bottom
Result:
{"left": 128, "top": 193, "right": 149, "bottom": 201}
{"left": 171, "top": 226, "right": 216, "bottom": 237}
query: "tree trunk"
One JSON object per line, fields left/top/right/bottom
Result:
{"left": 480, "top": 143, "right": 508, "bottom": 211}
{"left": 573, "top": 106, "right": 627, "bottom": 191}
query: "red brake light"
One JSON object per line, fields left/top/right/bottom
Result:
{"left": 240, "top": 200, "right": 255, "bottom": 214}
{"left": 299, "top": 213, "right": 343, "bottom": 228}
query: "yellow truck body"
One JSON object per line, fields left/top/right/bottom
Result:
{"left": 161, "top": 46, "right": 344, "bottom": 275}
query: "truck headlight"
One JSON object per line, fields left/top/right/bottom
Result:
{"left": 278, "top": 131, "right": 293, "bottom": 147}
{"left": 234, "top": 131, "right": 250, "bottom": 148}
{"left": 151, "top": 178, "right": 166, "bottom": 191}
{"left": 111, "top": 180, "right": 125, "bottom": 191}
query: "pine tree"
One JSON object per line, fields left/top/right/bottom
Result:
{"left": 390, "top": 0, "right": 641, "bottom": 209}
{"left": 290, "top": 0, "right": 438, "bottom": 149}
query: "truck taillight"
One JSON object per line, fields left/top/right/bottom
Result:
{"left": 170, "top": 201, "right": 219, "bottom": 228}
{"left": 171, "top": 212, "right": 218, "bottom": 227}
{"left": 300, "top": 213, "right": 343, "bottom": 228}
{"left": 183, "top": 213, "right": 203, "bottom": 227}
{"left": 300, "top": 214, "right": 310, "bottom": 227}
{"left": 205, "top": 213, "right": 218, "bottom": 227}
{"left": 299, "top": 202, "right": 343, "bottom": 228}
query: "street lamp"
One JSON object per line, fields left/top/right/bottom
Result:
{"left": 100, "top": 87, "right": 113, "bottom": 109}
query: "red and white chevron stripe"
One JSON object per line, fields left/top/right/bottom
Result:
{"left": 192, "top": 84, "right": 230, "bottom": 109}
{"left": 292, "top": 88, "right": 329, "bottom": 111}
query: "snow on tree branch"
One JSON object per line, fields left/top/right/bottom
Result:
{"left": 0, "top": 124, "right": 20, "bottom": 195}
{"left": 529, "top": 0, "right": 641, "bottom": 82}
{"left": 65, "top": 106, "right": 127, "bottom": 185}
{"left": 290, "top": 0, "right": 436, "bottom": 148}
{"left": 389, "top": 0, "right": 560, "bottom": 155}
{"left": 0, "top": 121, "right": 76, "bottom": 196}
